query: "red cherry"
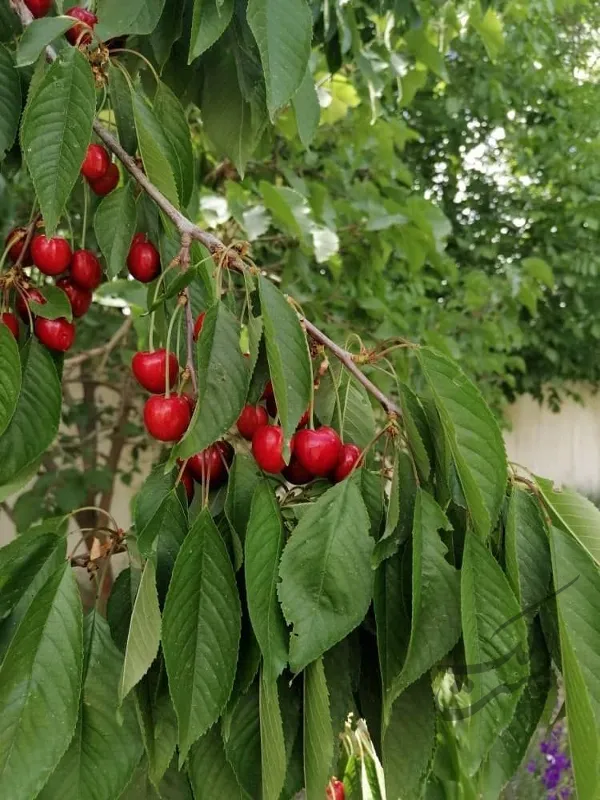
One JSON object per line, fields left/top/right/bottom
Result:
{"left": 326, "top": 779, "right": 345, "bottom": 800}
{"left": 70, "top": 249, "right": 103, "bottom": 290}
{"left": 81, "top": 144, "right": 110, "bottom": 181}
{"left": 294, "top": 426, "right": 342, "bottom": 477}
{"left": 297, "top": 408, "right": 310, "bottom": 428}
{"left": 31, "top": 235, "right": 72, "bottom": 276}
{"left": 56, "top": 278, "right": 92, "bottom": 318}
{"left": 266, "top": 395, "right": 277, "bottom": 419}
{"left": 35, "top": 317, "right": 75, "bottom": 352}
{"left": 24, "top": 0, "right": 52, "bottom": 17}
{"left": 65, "top": 6, "right": 98, "bottom": 45}
{"left": 132, "top": 350, "right": 179, "bottom": 394}
{"left": 131, "top": 233, "right": 146, "bottom": 247}
{"left": 252, "top": 425, "right": 286, "bottom": 474}
{"left": 177, "top": 465, "right": 195, "bottom": 504}
{"left": 262, "top": 380, "right": 274, "bottom": 400}
{"left": 1, "top": 312, "right": 19, "bottom": 340}
{"left": 237, "top": 404, "right": 268, "bottom": 440}
{"left": 89, "top": 163, "right": 119, "bottom": 196}
{"left": 183, "top": 393, "right": 196, "bottom": 415}
{"left": 127, "top": 235, "right": 160, "bottom": 283}
{"left": 283, "top": 455, "right": 313, "bottom": 485}
{"left": 193, "top": 312, "right": 206, "bottom": 341}
{"left": 143, "top": 395, "right": 191, "bottom": 442}
{"left": 5, "top": 227, "right": 31, "bottom": 265}
{"left": 333, "top": 444, "right": 362, "bottom": 482}
{"left": 16, "top": 287, "right": 45, "bottom": 323}
{"left": 187, "top": 441, "right": 232, "bottom": 487}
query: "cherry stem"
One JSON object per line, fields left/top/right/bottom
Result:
{"left": 175, "top": 308, "right": 183, "bottom": 390}
{"left": 165, "top": 304, "right": 183, "bottom": 397}
{"left": 69, "top": 505, "right": 119, "bottom": 532}
{"left": 328, "top": 362, "right": 344, "bottom": 439}
{"left": 148, "top": 310, "right": 156, "bottom": 352}
{"left": 110, "top": 48, "right": 160, "bottom": 85}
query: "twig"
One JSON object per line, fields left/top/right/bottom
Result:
{"left": 10, "top": 0, "right": 403, "bottom": 420}
{"left": 64, "top": 316, "right": 133, "bottom": 368}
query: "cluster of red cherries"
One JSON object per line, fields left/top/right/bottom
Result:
{"left": 24, "top": 2, "right": 100, "bottom": 43}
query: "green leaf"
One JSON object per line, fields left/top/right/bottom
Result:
{"left": 0, "top": 324, "right": 20, "bottom": 438}
{"left": 223, "top": 681, "right": 262, "bottom": 797}
{"left": 304, "top": 657, "right": 333, "bottom": 800}
{"left": 21, "top": 48, "right": 95, "bottom": 235}
{"left": 189, "top": 0, "right": 234, "bottom": 62}
{"left": 549, "top": 525, "right": 600, "bottom": 800}
{"left": 132, "top": 89, "right": 179, "bottom": 209}
{"left": 372, "top": 450, "right": 417, "bottom": 565}
{"left": 418, "top": 348, "right": 507, "bottom": 539}
{"left": 405, "top": 28, "right": 448, "bottom": 80}
{"left": 96, "top": 0, "right": 166, "bottom": 39}
{"left": 278, "top": 476, "right": 374, "bottom": 673}
{"left": 0, "top": 531, "right": 64, "bottom": 621}
{"left": 119, "top": 560, "right": 162, "bottom": 704}
{"left": 259, "top": 276, "right": 312, "bottom": 445}
{"left": 135, "top": 462, "right": 177, "bottom": 534}
{"left": 0, "top": 45, "right": 21, "bottom": 160}
{"left": 175, "top": 302, "right": 249, "bottom": 460}
{"left": 523, "top": 256, "right": 554, "bottom": 289}
{"left": 399, "top": 382, "right": 432, "bottom": 482}
{"left": 386, "top": 490, "right": 461, "bottom": 721}
{"left": 154, "top": 81, "right": 194, "bottom": 207}
{"left": 260, "top": 671, "right": 287, "bottom": 800}
{"left": 458, "top": 533, "right": 529, "bottom": 774}
{"left": 108, "top": 566, "right": 141, "bottom": 652}
{"left": 245, "top": 481, "right": 288, "bottom": 681}
{"left": 188, "top": 728, "right": 244, "bottom": 799}
{"left": 162, "top": 509, "right": 241, "bottom": 762}
{"left": 94, "top": 182, "right": 137, "bottom": 278}
{"left": 134, "top": 678, "right": 178, "bottom": 789}
{"left": 30, "top": 284, "right": 73, "bottom": 322}
{"left": 382, "top": 677, "right": 436, "bottom": 800}
{"left": 108, "top": 63, "right": 137, "bottom": 154}
{"left": 292, "top": 67, "right": 320, "bottom": 148}
{"left": 0, "top": 339, "right": 61, "bottom": 486}
{"left": 0, "top": 564, "right": 83, "bottom": 799}
{"left": 537, "top": 476, "right": 600, "bottom": 568}
{"left": 505, "top": 487, "right": 551, "bottom": 611}
{"left": 361, "top": 468, "right": 385, "bottom": 539}
{"left": 470, "top": 6, "right": 504, "bottom": 62}
{"left": 247, "top": 0, "right": 312, "bottom": 118}
{"left": 335, "top": 371, "right": 376, "bottom": 451}
{"left": 16, "top": 17, "right": 74, "bottom": 67}
{"left": 120, "top": 758, "right": 192, "bottom": 800}
{"left": 225, "top": 453, "right": 262, "bottom": 547}
{"left": 38, "top": 612, "right": 142, "bottom": 800}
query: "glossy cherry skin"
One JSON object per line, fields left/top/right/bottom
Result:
{"left": 5, "top": 227, "right": 31, "bottom": 265}
{"left": 56, "top": 278, "right": 92, "bottom": 318}
{"left": 333, "top": 444, "right": 362, "bottom": 482}
{"left": 193, "top": 312, "right": 205, "bottom": 341}
{"left": 294, "top": 426, "right": 342, "bottom": 477}
{"left": 132, "top": 349, "right": 179, "bottom": 394}
{"left": 283, "top": 455, "right": 313, "bottom": 485}
{"left": 252, "top": 425, "right": 286, "bottom": 474}
{"left": 178, "top": 466, "right": 195, "bottom": 504}
{"left": 81, "top": 144, "right": 110, "bottom": 180}
{"left": 237, "top": 404, "right": 268, "bottom": 440}
{"left": 143, "top": 395, "right": 191, "bottom": 442}
{"left": 65, "top": 6, "right": 98, "bottom": 45}
{"left": 31, "top": 235, "right": 72, "bottom": 276}
{"left": 16, "top": 287, "right": 45, "bottom": 323}
{"left": 24, "top": 0, "right": 52, "bottom": 17}
{"left": 1, "top": 313, "right": 19, "bottom": 340}
{"left": 262, "top": 379, "right": 274, "bottom": 400}
{"left": 326, "top": 779, "right": 345, "bottom": 800}
{"left": 127, "top": 235, "right": 160, "bottom": 283}
{"left": 89, "top": 162, "right": 119, "bottom": 196}
{"left": 70, "top": 249, "right": 103, "bottom": 290}
{"left": 187, "top": 441, "right": 233, "bottom": 487}
{"left": 297, "top": 408, "right": 310, "bottom": 428}
{"left": 35, "top": 317, "right": 76, "bottom": 352}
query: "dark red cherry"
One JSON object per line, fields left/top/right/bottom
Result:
{"left": 56, "top": 278, "right": 92, "bottom": 318}
{"left": 237, "top": 404, "right": 268, "bottom": 440}
{"left": 132, "top": 350, "right": 179, "bottom": 394}
{"left": 65, "top": 6, "right": 98, "bottom": 45}
{"left": 297, "top": 408, "right": 310, "bottom": 428}
{"left": 5, "top": 227, "right": 30, "bottom": 265}
{"left": 262, "top": 380, "right": 274, "bottom": 400}
{"left": 81, "top": 144, "right": 110, "bottom": 181}
{"left": 187, "top": 441, "right": 232, "bottom": 487}
{"left": 193, "top": 312, "right": 205, "bottom": 341}
{"left": 35, "top": 317, "right": 75, "bottom": 352}
{"left": 177, "top": 464, "right": 195, "bottom": 504}
{"left": 143, "top": 395, "right": 191, "bottom": 442}
{"left": 326, "top": 779, "right": 345, "bottom": 800}
{"left": 294, "top": 426, "right": 342, "bottom": 477}
{"left": 283, "top": 455, "right": 313, "bottom": 485}
{"left": 89, "top": 163, "right": 119, "bottom": 196}
{"left": 70, "top": 249, "right": 103, "bottom": 290}
{"left": 1, "top": 312, "right": 19, "bottom": 340}
{"left": 31, "top": 235, "right": 72, "bottom": 276}
{"left": 266, "top": 395, "right": 277, "bottom": 419}
{"left": 333, "top": 444, "right": 362, "bottom": 482}
{"left": 16, "top": 287, "right": 45, "bottom": 323}
{"left": 252, "top": 425, "right": 286, "bottom": 474}
{"left": 24, "top": 0, "right": 52, "bottom": 17}
{"left": 127, "top": 234, "right": 160, "bottom": 283}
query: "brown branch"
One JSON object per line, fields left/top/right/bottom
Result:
{"left": 0, "top": 501, "right": 15, "bottom": 523}
{"left": 98, "top": 375, "right": 133, "bottom": 512}
{"left": 10, "top": 0, "right": 403, "bottom": 420}
{"left": 64, "top": 316, "right": 133, "bottom": 369}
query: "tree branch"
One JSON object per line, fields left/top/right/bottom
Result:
{"left": 10, "top": 0, "right": 403, "bottom": 420}
{"left": 64, "top": 316, "right": 133, "bottom": 369}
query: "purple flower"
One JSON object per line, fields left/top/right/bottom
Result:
{"left": 543, "top": 765, "right": 562, "bottom": 790}
{"left": 527, "top": 759, "right": 538, "bottom": 774}
{"left": 560, "top": 788, "right": 572, "bottom": 799}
